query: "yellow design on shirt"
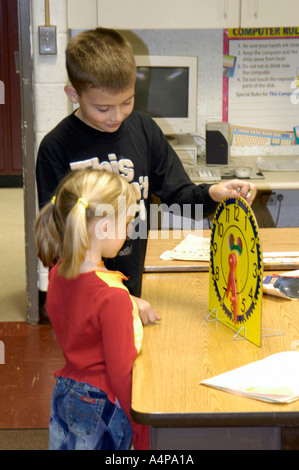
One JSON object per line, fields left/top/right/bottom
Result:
{"left": 95, "top": 271, "right": 143, "bottom": 353}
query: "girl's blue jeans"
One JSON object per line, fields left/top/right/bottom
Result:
{"left": 48, "top": 376, "right": 133, "bottom": 450}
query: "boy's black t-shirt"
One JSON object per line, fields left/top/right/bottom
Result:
{"left": 36, "top": 110, "right": 218, "bottom": 296}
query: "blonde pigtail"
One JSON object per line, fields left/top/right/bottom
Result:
{"left": 59, "top": 198, "right": 90, "bottom": 279}
{"left": 34, "top": 201, "right": 61, "bottom": 268}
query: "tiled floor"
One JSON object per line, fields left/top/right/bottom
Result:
{"left": 0, "top": 189, "right": 64, "bottom": 448}
{"left": 0, "top": 322, "right": 64, "bottom": 449}
{"left": 0, "top": 322, "right": 63, "bottom": 428}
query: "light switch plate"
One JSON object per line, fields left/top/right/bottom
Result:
{"left": 38, "top": 26, "right": 57, "bottom": 55}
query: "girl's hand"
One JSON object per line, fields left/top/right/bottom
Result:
{"left": 132, "top": 296, "right": 161, "bottom": 325}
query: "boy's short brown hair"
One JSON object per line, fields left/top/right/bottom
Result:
{"left": 66, "top": 27, "right": 136, "bottom": 95}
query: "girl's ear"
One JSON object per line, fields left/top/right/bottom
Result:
{"left": 94, "top": 218, "right": 109, "bottom": 241}
{"left": 64, "top": 85, "right": 79, "bottom": 104}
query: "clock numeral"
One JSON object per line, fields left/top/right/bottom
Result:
{"left": 244, "top": 214, "right": 248, "bottom": 231}
{"left": 248, "top": 287, "right": 253, "bottom": 299}
{"left": 251, "top": 237, "right": 256, "bottom": 253}
{"left": 217, "top": 221, "right": 224, "bottom": 238}
{"left": 252, "top": 262, "right": 257, "bottom": 278}
{"left": 234, "top": 205, "right": 240, "bottom": 222}
{"left": 225, "top": 207, "right": 230, "bottom": 223}
{"left": 213, "top": 266, "right": 220, "bottom": 281}
{"left": 241, "top": 298, "right": 246, "bottom": 313}
{"left": 213, "top": 242, "right": 218, "bottom": 255}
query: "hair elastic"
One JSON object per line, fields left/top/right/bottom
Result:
{"left": 51, "top": 196, "right": 56, "bottom": 205}
{"left": 78, "top": 197, "right": 88, "bottom": 209}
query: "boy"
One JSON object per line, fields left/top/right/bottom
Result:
{"left": 36, "top": 27, "right": 256, "bottom": 318}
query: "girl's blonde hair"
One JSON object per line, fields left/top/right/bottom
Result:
{"left": 34, "top": 169, "right": 137, "bottom": 279}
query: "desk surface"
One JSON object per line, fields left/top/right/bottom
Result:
{"left": 251, "top": 171, "right": 299, "bottom": 191}
{"left": 195, "top": 155, "right": 299, "bottom": 191}
{"left": 144, "top": 227, "right": 299, "bottom": 272}
{"left": 133, "top": 227, "right": 299, "bottom": 429}
{"left": 132, "top": 270, "right": 299, "bottom": 428}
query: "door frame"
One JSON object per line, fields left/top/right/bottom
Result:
{"left": 18, "top": 0, "right": 38, "bottom": 322}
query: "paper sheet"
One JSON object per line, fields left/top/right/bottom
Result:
{"left": 161, "top": 234, "right": 299, "bottom": 265}
{"left": 263, "top": 252, "right": 299, "bottom": 265}
{"left": 160, "top": 234, "right": 210, "bottom": 261}
{"left": 200, "top": 352, "right": 299, "bottom": 403}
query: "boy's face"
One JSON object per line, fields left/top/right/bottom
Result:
{"left": 66, "top": 85, "right": 135, "bottom": 133}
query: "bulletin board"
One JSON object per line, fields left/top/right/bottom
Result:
{"left": 223, "top": 27, "right": 299, "bottom": 142}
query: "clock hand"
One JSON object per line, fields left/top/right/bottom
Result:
{"left": 226, "top": 252, "right": 238, "bottom": 324}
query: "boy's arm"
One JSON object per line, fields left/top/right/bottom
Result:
{"left": 149, "top": 123, "right": 218, "bottom": 217}
{"left": 149, "top": 124, "right": 256, "bottom": 212}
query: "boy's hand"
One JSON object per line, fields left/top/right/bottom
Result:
{"left": 132, "top": 296, "right": 161, "bottom": 325}
{"left": 208, "top": 179, "right": 257, "bottom": 205}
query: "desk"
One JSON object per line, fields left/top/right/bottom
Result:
{"left": 251, "top": 171, "right": 299, "bottom": 191}
{"left": 132, "top": 228, "right": 299, "bottom": 450}
{"left": 195, "top": 155, "right": 299, "bottom": 191}
{"left": 144, "top": 227, "right": 299, "bottom": 272}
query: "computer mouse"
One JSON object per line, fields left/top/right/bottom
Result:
{"left": 235, "top": 167, "right": 251, "bottom": 179}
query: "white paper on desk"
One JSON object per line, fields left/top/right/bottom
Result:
{"left": 160, "top": 234, "right": 210, "bottom": 261}
{"left": 200, "top": 352, "right": 299, "bottom": 403}
{"left": 263, "top": 252, "right": 299, "bottom": 265}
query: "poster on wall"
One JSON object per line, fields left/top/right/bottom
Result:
{"left": 223, "top": 27, "right": 299, "bottom": 146}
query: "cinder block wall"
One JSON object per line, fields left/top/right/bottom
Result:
{"left": 31, "top": 0, "right": 70, "bottom": 155}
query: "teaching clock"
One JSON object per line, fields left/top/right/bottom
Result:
{"left": 208, "top": 197, "right": 263, "bottom": 346}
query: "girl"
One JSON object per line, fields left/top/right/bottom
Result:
{"left": 34, "top": 169, "right": 149, "bottom": 450}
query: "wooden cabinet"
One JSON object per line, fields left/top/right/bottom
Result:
{"left": 96, "top": 0, "right": 240, "bottom": 29}
{"left": 67, "top": 0, "right": 299, "bottom": 31}
{"left": 67, "top": 0, "right": 98, "bottom": 29}
{"left": 241, "top": 0, "right": 299, "bottom": 28}
{"left": 67, "top": 0, "right": 241, "bottom": 29}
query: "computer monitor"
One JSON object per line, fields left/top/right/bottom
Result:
{"left": 134, "top": 55, "right": 198, "bottom": 136}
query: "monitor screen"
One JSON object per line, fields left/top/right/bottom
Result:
{"left": 134, "top": 56, "right": 197, "bottom": 136}
{"left": 135, "top": 66, "right": 189, "bottom": 118}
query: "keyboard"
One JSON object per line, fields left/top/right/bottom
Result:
{"left": 184, "top": 166, "right": 221, "bottom": 182}
{"left": 231, "top": 125, "right": 295, "bottom": 146}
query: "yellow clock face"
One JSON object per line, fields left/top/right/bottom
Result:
{"left": 209, "top": 197, "right": 263, "bottom": 345}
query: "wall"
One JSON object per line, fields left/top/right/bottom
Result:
{"left": 30, "top": 0, "right": 299, "bottom": 228}
{"left": 31, "top": 3, "right": 224, "bottom": 157}
{"left": 31, "top": 0, "right": 70, "bottom": 155}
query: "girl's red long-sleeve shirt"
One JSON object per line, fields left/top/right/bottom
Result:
{"left": 47, "top": 263, "right": 149, "bottom": 449}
